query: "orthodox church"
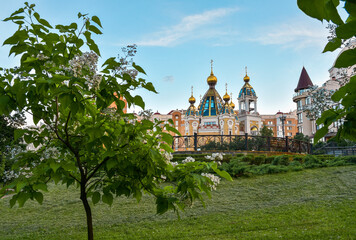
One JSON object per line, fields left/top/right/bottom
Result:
{"left": 184, "top": 61, "right": 262, "bottom": 136}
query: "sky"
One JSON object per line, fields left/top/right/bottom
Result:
{"left": 0, "top": 0, "right": 347, "bottom": 119}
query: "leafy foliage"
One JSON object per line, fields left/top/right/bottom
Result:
{"left": 259, "top": 125, "right": 273, "bottom": 137}
{"left": 0, "top": 3, "right": 231, "bottom": 240}
{"left": 298, "top": 0, "right": 356, "bottom": 142}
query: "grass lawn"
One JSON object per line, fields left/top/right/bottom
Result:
{"left": 1, "top": 166, "right": 356, "bottom": 239}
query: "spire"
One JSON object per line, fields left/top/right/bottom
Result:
{"left": 189, "top": 86, "right": 196, "bottom": 104}
{"left": 230, "top": 92, "right": 235, "bottom": 109}
{"left": 243, "top": 66, "right": 250, "bottom": 82}
{"left": 207, "top": 59, "right": 217, "bottom": 87}
{"left": 223, "top": 83, "right": 230, "bottom": 102}
{"left": 211, "top": 59, "right": 214, "bottom": 74}
{"left": 295, "top": 66, "right": 313, "bottom": 92}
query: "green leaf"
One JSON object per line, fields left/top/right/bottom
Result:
{"left": 161, "top": 132, "right": 173, "bottom": 145}
{"left": 211, "top": 164, "right": 233, "bottom": 181}
{"left": 133, "top": 189, "right": 142, "bottom": 202}
{"left": 132, "top": 62, "right": 146, "bottom": 75}
{"left": 102, "top": 193, "right": 113, "bottom": 206}
{"left": 143, "top": 82, "right": 157, "bottom": 93}
{"left": 314, "top": 126, "right": 329, "bottom": 143}
{"left": 335, "top": 20, "right": 356, "bottom": 39}
{"left": 87, "top": 39, "right": 101, "bottom": 56}
{"left": 322, "top": 38, "right": 342, "bottom": 53}
{"left": 297, "top": 0, "right": 342, "bottom": 24}
{"left": 14, "top": 129, "right": 26, "bottom": 141}
{"left": 92, "top": 192, "right": 100, "bottom": 204}
{"left": 10, "top": 8, "right": 24, "bottom": 17}
{"left": 9, "top": 195, "right": 17, "bottom": 208}
{"left": 161, "top": 143, "right": 173, "bottom": 153}
{"left": 17, "top": 192, "right": 30, "bottom": 207}
{"left": 345, "top": 1, "right": 356, "bottom": 18}
{"left": 297, "top": 0, "right": 328, "bottom": 22}
{"left": 50, "top": 162, "right": 61, "bottom": 173}
{"left": 91, "top": 16, "right": 103, "bottom": 28}
{"left": 88, "top": 25, "right": 102, "bottom": 35}
{"left": 33, "top": 192, "right": 43, "bottom": 204}
{"left": 33, "top": 183, "right": 48, "bottom": 192}
{"left": 106, "top": 159, "right": 117, "bottom": 171}
{"left": 334, "top": 48, "right": 356, "bottom": 68}
{"left": 156, "top": 196, "right": 169, "bottom": 214}
{"left": 133, "top": 95, "right": 145, "bottom": 109}
{"left": 16, "top": 182, "right": 27, "bottom": 192}
{"left": 324, "top": 0, "right": 343, "bottom": 24}
{"left": 38, "top": 18, "right": 53, "bottom": 29}
{"left": 166, "top": 125, "right": 180, "bottom": 136}
{"left": 331, "top": 85, "right": 347, "bottom": 102}
{"left": 149, "top": 149, "right": 161, "bottom": 162}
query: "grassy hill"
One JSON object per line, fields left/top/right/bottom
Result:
{"left": 1, "top": 166, "right": 356, "bottom": 239}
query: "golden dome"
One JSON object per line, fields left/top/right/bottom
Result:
{"left": 207, "top": 72, "right": 217, "bottom": 85}
{"left": 223, "top": 92, "right": 230, "bottom": 102}
{"left": 189, "top": 95, "right": 196, "bottom": 104}
{"left": 230, "top": 101, "right": 235, "bottom": 109}
{"left": 189, "top": 86, "right": 196, "bottom": 104}
{"left": 207, "top": 60, "right": 217, "bottom": 86}
{"left": 243, "top": 74, "right": 250, "bottom": 82}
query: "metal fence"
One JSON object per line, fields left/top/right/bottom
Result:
{"left": 313, "top": 146, "right": 356, "bottom": 156}
{"left": 172, "top": 133, "right": 311, "bottom": 153}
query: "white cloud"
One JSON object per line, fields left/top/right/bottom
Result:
{"left": 162, "top": 75, "right": 174, "bottom": 83}
{"left": 250, "top": 21, "right": 329, "bottom": 49}
{"left": 137, "top": 7, "right": 238, "bottom": 47}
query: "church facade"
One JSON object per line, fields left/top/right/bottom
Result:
{"left": 184, "top": 62, "right": 262, "bottom": 136}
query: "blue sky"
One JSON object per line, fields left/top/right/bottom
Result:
{"left": 0, "top": 0, "right": 346, "bottom": 116}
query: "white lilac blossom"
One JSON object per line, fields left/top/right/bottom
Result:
{"left": 205, "top": 153, "right": 224, "bottom": 161}
{"left": 205, "top": 153, "right": 223, "bottom": 165}
{"left": 162, "top": 152, "right": 173, "bottom": 164}
{"left": 170, "top": 161, "right": 178, "bottom": 167}
{"left": 182, "top": 156, "right": 195, "bottom": 163}
{"left": 65, "top": 51, "right": 102, "bottom": 90}
{"left": 201, "top": 173, "right": 221, "bottom": 191}
{"left": 36, "top": 53, "right": 49, "bottom": 60}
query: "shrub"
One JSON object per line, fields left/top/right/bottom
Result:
{"left": 289, "top": 160, "right": 302, "bottom": 167}
{"left": 264, "top": 156, "right": 275, "bottom": 164}
{"left": 241, "top": 154, "right": 254, "bottom": 165}
{"left": 315, "top": 154, "right": 334, "bottom": 162}
{"left": 341, "top": 155, "right": 356, "bottom": 164}
{"left": 229, "top": 159, "right": 251, "bottom": 177}
{"left": 272, "top": 155, "right": 290, "bottom": 166}
{"left": 293, "top": 155, "right": 304, "bottom": 163}
{"left": 234, "top": 153, "right": 244, "bottom": 158}
{"left": 253, "top": 155, "right": 266, "bottom": 165}
{"left": 252, "top": 164, "right": 289, "bottom": 174}
{"left": 303, "top": 155, "right": 323, "bottom": 168}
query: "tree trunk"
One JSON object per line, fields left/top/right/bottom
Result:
{"left": 81, "top": 184, "right": 94, "bottom": 240}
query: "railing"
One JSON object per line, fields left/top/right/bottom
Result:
{"left": 313, "top": 145, "right": 356, "bottom": 156}
{"left": 172, "top": 133, "right": 311, "bottom": 153}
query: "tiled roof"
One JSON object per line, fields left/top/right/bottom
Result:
{"left": 295, "top": 67, "right": 313, "bottom": 92}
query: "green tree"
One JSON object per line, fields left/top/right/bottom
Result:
{"left": 138, "top": 108, "right": 154, "bottom": 120}
{"left": 0, "top": 3, "right": 231, "bottom": 240}
{"left": 0, "top": 112, "right": 26, "bottom": 181}
{"left": 293, "top": 133, "right": 310, "bottom": 143}
{"left": 297, "top": 0, "right": 356, "bottom": 142}
{"left": 259, "top": 125, "right": 274, "bottom": 137}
